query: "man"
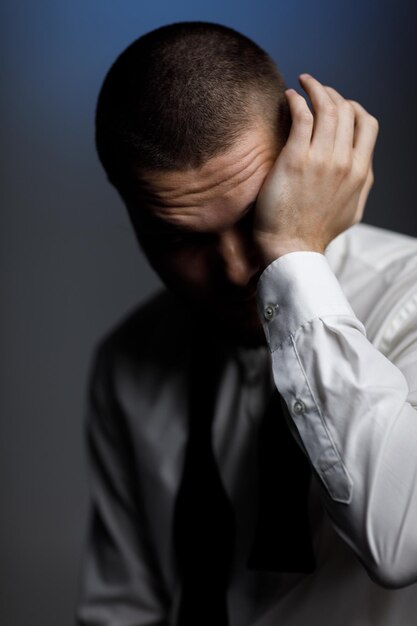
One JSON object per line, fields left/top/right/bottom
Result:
{"left": 76, "top": 21, "right": 417, "bottom": 626}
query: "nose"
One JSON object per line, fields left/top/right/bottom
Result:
{"left": 215, "top": 227, "right": 261, "bottom": 291}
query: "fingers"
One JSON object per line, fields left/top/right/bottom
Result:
{"left": 323, "top": 87, "right": 378, "bottom": 177}
{"left": 353, "top": 162, "right": 375, "bottom": 224}
{"left": 324, "top": 85, "right": 355, "bottom": 171}
{"left": 298, "top": 73, "right": 338, "bottom": 154}
{"left": 349, "top": 100, "right": 379, "bottom": 169}
{"left": 283, "top": 88, "right": 314, "bottom": 159}
{"left": 284, "top": 74, "right": 379, "bottom": 181}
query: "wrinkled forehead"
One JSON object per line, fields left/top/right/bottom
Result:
{"left": 128, "top": 123, "right": 281, "bottom": 221}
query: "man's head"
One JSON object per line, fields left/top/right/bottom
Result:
{"left": 96, "top": 22, "right": 291, "bottom": 346}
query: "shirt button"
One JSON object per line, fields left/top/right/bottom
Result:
{"left": 293, "top": 400, "right": 305, "bottom": 415}
{"left": 263, "top": 303, "right": 279, "bottom": 321}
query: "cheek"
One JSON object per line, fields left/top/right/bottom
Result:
{"left": 153, "top": 248, "right": 213, "bottom": 294}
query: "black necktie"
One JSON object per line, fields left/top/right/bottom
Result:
{"left": 173, "top": 344, "right": 235, "bottom": 626}
{"left": 247, "top": 388, "right": 316, "bottom": 573}
{"left": 173, "top": 345, "right": 316, "bottom": 626}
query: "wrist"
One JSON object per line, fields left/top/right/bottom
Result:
{"left": 254, "top": 236, "right": 325, "bottom": 267}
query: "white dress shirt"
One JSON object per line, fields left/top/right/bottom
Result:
{"left": 76, "top": 222, "right": 417, "bottom": 626}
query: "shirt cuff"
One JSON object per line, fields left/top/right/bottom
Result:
{"left": 256, "top": 251, "right": 358, "bottom": 352}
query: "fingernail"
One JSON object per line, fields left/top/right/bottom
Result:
{"left": 299, "top": 73, "right": 311, "bottom": 80}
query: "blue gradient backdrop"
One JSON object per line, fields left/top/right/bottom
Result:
{"left": 1, "top": 2, "right": 416, "bottom": 625}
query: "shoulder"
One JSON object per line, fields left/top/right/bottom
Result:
{"left": 88, "top": 288, "right": 194, "bottom": 395}
{"left": 328, "top": 223, "right": 417, "bottom": 351}
{"left": 328, "top": 222, "right": 417, "bottom": 280}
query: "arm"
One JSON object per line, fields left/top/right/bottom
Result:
{"left": 252, "top": 73, "right": 417, "bottom": 588}
{"left": 256, "top": 249, "right": 417, "bottom": 589}
{"left": 76, "top": 345, "right": 169, "bottom": 625}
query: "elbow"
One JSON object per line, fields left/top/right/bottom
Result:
{"left": 362, "top": 502, "right": 417, "bottom": 589}
{"left": 364, "top": 558, "right": 417, "bottom": 590}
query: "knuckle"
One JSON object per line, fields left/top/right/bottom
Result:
{"left": 347, "top": 99, "right": 360, "bottom": 108}
{"left": 286, "top": 154, "right": 306, "bottom": 173}
{"left": 334, "top": 158, "right": 352, "bottom": 176}
{"left": 353, "top": 164, "right": 368, "bottom": 186}
{"left": 295, "top": 106, "right": 313, "bottom": 125}
{"left": 343, "top": 101, "right": 355, "bottom": 116}
{"left": 325, "top": 102, "right": 338, "bottom": 119}
{"left": 369, "top": 114, "right": 379, "bottom": 130}
{"left": 312, "top": 156, "right": 327, "bottom": 174}
{"left": 324, "top": 85, "right": 340, "bottom": 98}
{"left": 347, "top": 99, "right": 366, "bottom": 116}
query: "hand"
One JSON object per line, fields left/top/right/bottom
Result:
{"left": 253, "top": 73, "right": 379, "bottom": 266}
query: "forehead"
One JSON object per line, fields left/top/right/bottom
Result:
{"left": 131, "top": 123, "right": 280, "bottom": 232}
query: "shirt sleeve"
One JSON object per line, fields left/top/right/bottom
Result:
{"left": 256, "top": 250, "right": 417, "bottom": 589}
{"left": 76, "top": 345, "right": 169, "bottom": 625}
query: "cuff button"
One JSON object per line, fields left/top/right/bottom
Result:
{"left": 263, "top": 303, "right": 279, "bottom": 321}
{"left": 293, "top": 400, "right": 305, "bottom": 415}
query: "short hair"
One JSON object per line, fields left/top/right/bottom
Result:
{"left": 95, "top": 21, "right": 291, "bottom": 194}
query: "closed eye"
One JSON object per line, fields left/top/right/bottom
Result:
{"left": 155, "top": 229, "right": 212, "bottom": 248}
{"left": 141, "top": 200, "right": 257, "bottom": 247}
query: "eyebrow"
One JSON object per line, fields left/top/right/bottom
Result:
{"left": 143, "top": 200, "right": 257, "bottom": 234}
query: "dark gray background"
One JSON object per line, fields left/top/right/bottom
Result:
{"left": 1, "top": 1, "right": 416, "bottom": 625}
